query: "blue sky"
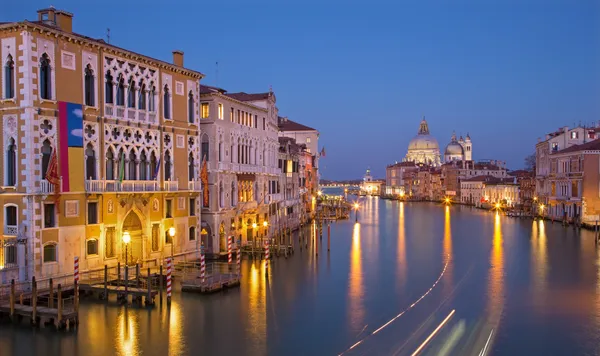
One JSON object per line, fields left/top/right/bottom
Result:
{"left": 5, "top": 1, "right": 600, "bottom": 180}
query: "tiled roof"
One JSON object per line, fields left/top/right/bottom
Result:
{"left": 278, "top": 118, "right": 317, "bottom": 132}
{"left": 387, "top": 161, "right": 417, "bottom": 168}
{"left": 225, "top": 92, "right": 270, "bottom": 102}
{"left": 554, "top": 138, "right": 600, "bottom": 154}
{"left": 200, "top": 85, "right": 226, "bottom": 94}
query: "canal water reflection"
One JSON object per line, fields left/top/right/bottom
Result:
{"left": 1, "top": 198, "right": 600, "bottom": 355}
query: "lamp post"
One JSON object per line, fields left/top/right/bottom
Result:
{"left": 168, "top": 227, "right": 175, "bottom": 260}
{"left": 354, "top": 203, "right": 359, "bottom": 222}
{"left": 263, "top": 220, "right": 268, "bottom": 242}
{"left": 122, "top": 231, "right": 131, "bottom": 266}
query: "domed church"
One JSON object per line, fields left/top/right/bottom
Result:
{"left": 444, "top": 132, "right": 472, "bottom": 162}
{"left": 404, "top": 118, "right": 442, "bottom": 166}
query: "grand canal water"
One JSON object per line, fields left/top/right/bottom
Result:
{"left": 1, "top": 196, "right": 600, "bottom": 355}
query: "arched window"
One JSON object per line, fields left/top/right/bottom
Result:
{"left": 139, "top": 150, "right": 148, "bottom": 180}
{"left": 85, "top": 143, "right": 96, "bottom": 179}
{"left": 230, "top": 143, "right": 234, "bottom": 163}
{"left": 116, "top": 75, "right": 125, "bottom": 106}
{"left": 128, "top": 149, "right": 137, "bottom": 180}
{"left": 43, "top": 243, "right": 57, "bottom": 263}
{"left": 188, "top": 153, "right": 195, "bottom": 181}
{"left": 163, "top": 85, "right": 171, "bottom": 119}
{"left": 218, "top": 135, "right": 223, "bottom": 162}
{"left": 5, "top": 205, "right": 17, "bottom": 232}
{"left": 6, "top": 138, "right": 16, "bottom": 186}
{"left": 84, "top": 64, "right": 95, "bottom": 106}
{"left": 105, "top": 71, "right": 114, "bottom": 104}
{"left": 106, "top": 148, "right": 114, "bottom": 180}
{"left": 188, "top": 91, "right": 194, "bottom": 123}
{"left": 150, "top": 151, "right": 157, "bottom": 179}
{"left": 201, "top": 134, "right": 209, "bottom": 162}
{"left": 164, "top": 150, "right": 172, "bottom": 181}
{"left": 40, "top": 139, "right": 52, "bottom": 180}
{"left": 148, "top": 83, "right": 156, "bottom": 111}
{"left": 117, "top": 148, "right": 125, "bottom": 180}
{"left": 138, "top": 80, "right": 146, "bottom": 110}
{"left": 40, "top": 54, "right": 52, "bottom": 100}
{"left": 219, "top": 182, "right": 224, "bottom": 208}
{"left": 127, "top": 77, "right": 136, "bottom": 108}
{"left": 231, "top": 181, "right": 235, "bottom": 206}
{"left": 4, "top": 55, "right": 15, "bottom": 99}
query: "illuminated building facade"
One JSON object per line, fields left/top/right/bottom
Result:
{"left": 0, "top": 8, "right": 203, "bottom": 280}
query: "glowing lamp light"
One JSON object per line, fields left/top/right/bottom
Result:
{"left": 539, "top": 204, "right": 545, "bottom": 210}
{"left": 252, "top": 222, "right": 258, "bottom": 229}
{"left": 168, "top": 227, "right": 176, "bottom": 238}
{"left": 495, "top": 203, "right": 501, "bottom": 209}
{"left": 122, "top": 231, "right": 131, "bottom": 244}
{"left": 354, "top": 203, "right": 359, "bottom": 210}
{"left": 263, "top": 221, "right": 268, "bottom": 227}
{"left": 318, "top": 191, "right": 323, "bottom": 196}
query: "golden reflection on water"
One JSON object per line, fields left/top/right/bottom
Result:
{"left": 443, "top": 206, "right": 453, "bottom": 290}
{"left": 531, "top": 220, "right": 547, "bottom": 301}
{"left": 397, "top": 202, "right": 406, "bottom": 287}
{"left": 116, "top": 308, "right": 138, "bottom": 356}
{"left": 488, "top": 213, "right": 505, "bottom": 324}
{"left": 248, "top": 262, "right": 267, "bottom": 353}
{"left": 348, "top": 222, "right": 364, "bottom": 330}
{"left": 167, "top": 301, "right": 184, "bottom": 356}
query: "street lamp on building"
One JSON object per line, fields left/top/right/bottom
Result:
{"left": 122, "top": 231, "right": 131, "bottom": 266}
{"left": 168, "top": 227, "right": 176, "bottom": 260}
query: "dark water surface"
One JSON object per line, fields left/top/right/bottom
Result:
{"left": 1, "top": 198, "right": 599, "bottom": 355}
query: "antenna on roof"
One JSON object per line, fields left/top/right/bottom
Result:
{"left": 215, "top": 61, "right": 219, "bottom": 87}
{"left": 106, "top": 28, "right": 110, "bottom": 44}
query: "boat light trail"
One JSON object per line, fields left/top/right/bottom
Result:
{"left": 339, "top": 255, "right": 450, "bottom": 355}
{"left": 478, "top": 329, "right": 494, "bottom": 356}
{"left": 411, "top": 309, "right": 456, "bottom": 356}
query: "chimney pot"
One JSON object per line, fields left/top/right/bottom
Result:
{"left": 173, "top": 50, "right": 184, "bottom": 67}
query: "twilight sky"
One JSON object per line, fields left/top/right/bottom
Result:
{"left": 5, "top": 1, "right": 600, "bottom": 180}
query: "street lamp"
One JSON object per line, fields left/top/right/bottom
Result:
{"left": 168, "top": 227, "right": 176, "bottom": 259}
{"left": 444, "top": 197, "right": 451, "bottom": 205}
{"left": 122, "top": 231, "right": 131, "bottom": 266}
{"left": 354, "top": 202, "right": 359, "bottom": 222}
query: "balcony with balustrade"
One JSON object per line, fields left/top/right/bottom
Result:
{"left": 39, "top": 178, "right": 62, "bottom": 194}
{"left": 188, "top": 180, "right": 201, "bottom": 191}
{"left": 4, "top": 225, "right": 17, "bottom": 236}
{"left": 105, "top": 104, "right": 158, "bottom": 125}
{"left": 163, "top": 180, "right": 179, "bottom": 192}
{"left": 85, "top": 179, "right": 162, "bottom": 193}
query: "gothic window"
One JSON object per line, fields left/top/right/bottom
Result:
{"left": 138, "top": 80, "right": 146, "bottom": 110}
{"left": 219, "top": 182, "right": 224, "bottom": 208}
{"left": 40, "top": 139, "right": 52, "bottom": 180}
{"left": 231, "top": 181, "right": 235, "bottom": 207}
{"left": 148, "top": 83, "right": 156, "bottom": 111}
{"left": 3, "top": 137, "right": 16, "bottom": 186}
{"left": 163, "top": 85, "right": 171, "bottom": 119}
{"left": 150, "top": 151, "right": 158, "bottom": 179}
{"left": 40, "top": 54, "right": 52, "bottom": 100}
{"left": 127, "top": 77, "right": 136, "bottom": 108}
{"left": 188, "top": 153, "right": 195, "bottom": 181}
{"left": 164, "top": 150, "right": 172, "bottom": 181}
{"left": 117, "top": 148, "right": 125, "bottom": 180}
{"left": 4, "top": 55, "right": 15, "bottom": 99}
{"left": 105, "top": 71, "right": 114, "bottom": 104}
{"left": 188, "top": 91, "right": 194, "bottom": 123}
{"left": 139, "top": 150, "right": 148, "bottom": 180}
{"left": 116, "top": 75, "right": 125, "bottom": 106}
{"left": 128, "top": 149, "right": 137, "bottom": 180}
{"left": 85, "top": 143, "right": 96, "bottom": 179}
{"left": 201, "top": 134, "right": 209, "bottom": 162}
{"left": 84, "top": 64, "right": 95, "bottom": 106}
{"left": 230, "top": 143, "right": 234, "bottom": 163}
{"left": 218, "top": 135, "right": 223, "bottom": 162}
{"left": 106, "top": 148, "right": 114, "bottom": 180}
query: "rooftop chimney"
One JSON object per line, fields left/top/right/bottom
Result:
{"left": 173, "top": 50, "right": 184, "bottom": 67}
{"left": 37, "top": 7, "right": 73, "bottom": 32}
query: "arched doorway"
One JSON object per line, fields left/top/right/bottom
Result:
{"left": 122, "top": 211, "right": 143, "bottom": 265}
{"left": 201, "top": 221, "right": 213, "bottom": 253}
{"left": 219, "top": 222, "right": 226, "bottom": 253}
{"left": 246, "top": 219, "right": 254, "bottom": 245}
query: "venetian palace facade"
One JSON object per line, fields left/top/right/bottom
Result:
{"left": 0, "top": 8, "right": 204, "bottom": 281}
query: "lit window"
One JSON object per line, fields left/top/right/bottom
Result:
{"left": 571, "top": 131, "right": 578, "bottom": 139}
{"left": 201, "top": 103, "right": 210, "bottom": 118}
{"left": 218, "top": 103, "right": 224, "bottom": 120}
{"left": 306, "top": 137, "right": 311, "bottom": 143}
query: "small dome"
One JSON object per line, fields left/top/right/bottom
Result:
{"left": 445, "top": 141, "right": 464, "bottom": 156}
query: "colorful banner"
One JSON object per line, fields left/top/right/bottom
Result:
{"left": 58, "top": 102, "right": 83, "bottom": 192}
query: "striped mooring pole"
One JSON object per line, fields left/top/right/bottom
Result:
{"left": 228, "top": 236, "right": 233, "bottom": 264}
{"left": 264, "top": 239, "right": 269, "bottom": 273}
{"left": 166, "top": 257, "right": 172, "bottom": 304}
{"left": 74, "top": 256, "right": 79, "bottom": 283}
{"left": 237, "top": 239, "right": 241, "bottom": 276}
{"left": 200, "top": 246, "right": 206, "bottom": 283}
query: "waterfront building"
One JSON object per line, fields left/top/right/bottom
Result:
{"left": 360, "top": 169, "right": 383, "bottom": 195}
{"left": 510, "top": 170, "right": 536, "bottom": 214}
{"left": 277, "top": 137, "right": 305, "bottom": 229}
{"left": 198, "top": 85, "right": 281, "bottom": 253}
{"left": 0, "top": 8, "right": 203, "bottom": 281}
{"left": 461, "top": 176, "right": 519, "bottom": 208}
{"left": 416, "top": 168, "right": 443, "bottom": 201}
{"left": 278, "top": 117, "right": 320, "bottom": 170}
{"left": 543, "top": 139, "right": 600, "bottom": 223}
{"left": 535, "top": 124, "right": 599, "bottom": 209}
{"left": 442, "top": 160, "right": 508, "bottom": 199}
{"left": 385, "top": 161, "right": 417, "bottom": 196}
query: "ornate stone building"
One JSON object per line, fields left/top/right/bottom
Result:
{"left": 0, "top": 8, "right": 203, "bottom": 281}
{"left": 404, "top": 118, "right": 441, "bottom": 166}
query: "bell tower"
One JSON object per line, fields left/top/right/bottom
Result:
{"left": 464, "top": 133, "right": 472, "bottom": 161}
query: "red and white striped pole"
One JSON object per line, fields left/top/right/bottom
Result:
{"left": 264, "top": 239, "right": 269, "bottom": 274}
{"left": 166, "top": 257, "right": 172, "bottom": 304}
{"left": 74, "top": 256, "right": 79, "bottom": 283}
{"left": 237, "top": 239, "right": 241, "bottom": 276}
{"left": 200, "top": 246, "right": 206, "bottom": 283}
{"left": 228, "top": 236, "right": 232, "bottom": 264}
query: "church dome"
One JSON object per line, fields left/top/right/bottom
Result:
{"left": 408, "top": 135, "right": 440, "bottom": 151}
{"left": 445, "top": 141, "right": 464, "bottom": 156}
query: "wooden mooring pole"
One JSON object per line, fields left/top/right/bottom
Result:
{"left": 9, "top": 279, "right": 15, "bottom": 321}
{"left": 31, "top": 277, "right": 37, "bottom": 326}
{"left": 159, "top": 265, "right": 163, "bottom": 304}
{"left": 104, "top": 265, "right": 108, "bottom": 300}
{"left": 146, "top": 267, "right": 152, "bottom": 306}
{"left": 57, "top": 284, "right": 63, "bottom": 328}
{"left": 136, "top": 264, "right": 140, "bottom": 288}
{"left": 124, "top": 265, "right": 129, "bottom": 304}
{"left": 49, "top": 278, "right": 54, "bottom": 309}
